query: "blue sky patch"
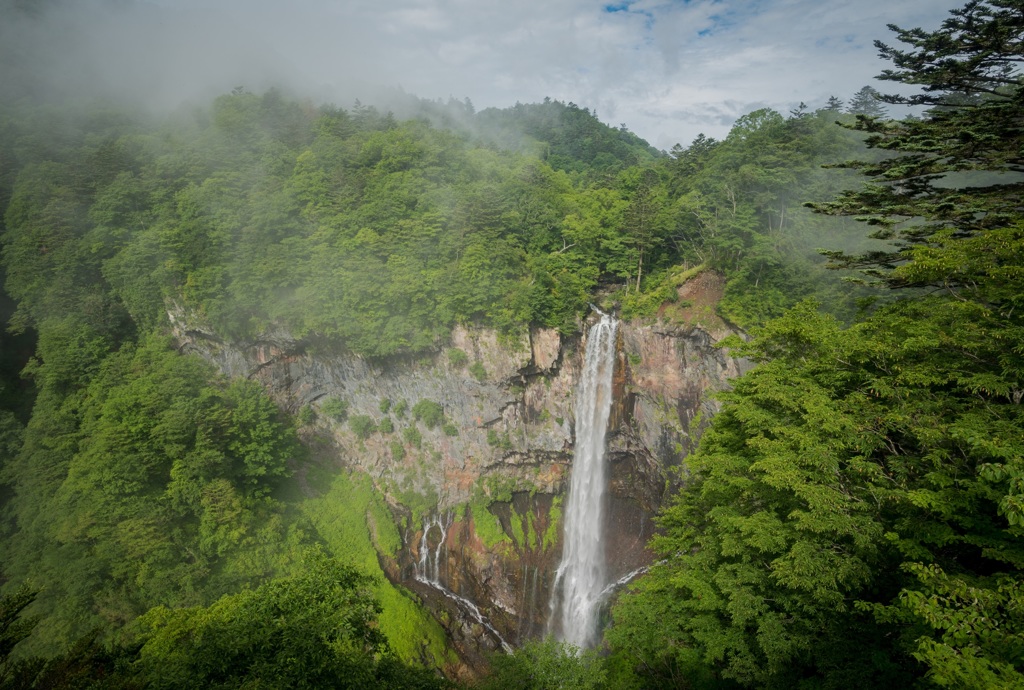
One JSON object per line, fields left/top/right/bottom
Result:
{"left": 603, "top": 0, "right": 656, "bottom": 29}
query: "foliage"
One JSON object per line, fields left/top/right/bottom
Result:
{"left": 447, "top": 348, "right": 468, "bottom": 368}
{"left": 894, "top": 564, "right": 1024, "bottom": 689}
{"left": 379, "top": 416, "right": 395, "bottom": 434}
{"left": 403, "top": 425, "right": 423, "bottom": 449}
{"left": 299, "top": 472, "right": 451, "bottom": 668}
{"left": 611, "top": 295, "right": 1024, "bottom": 686}
{"left": 486, "top": 429, "right": 512, "bottom": 450}
{"left": 0, "top": 630, "right": 138, "bottom": 690}
{"left": 468, "top": 361, "right": 488, "bottom": 382}
{"left": 127, "top": 548, "right": 390, "bottom": 688}
{"left": 0, "top": 586, "right": 37, "bottom": 671}
{"left": 412, "top": 399, "right": 445, "bottom": 429}
{"left": 349, "top": 414, "right": 378, "bottom": 440}
{"left": 0, "top": 336, "right": 303, "bottom": 655}
{"left": 480, "top": 636, "right": 606, "bottom": 690}
{"left": 475, "top": 98, "right": 660, "bottom": 177}
{"left": 321, "top": 396, "right": 350, "bottom": 421}
{"left": 542, "top": 496, "right": 562, "bottom": 551}
{"left": 813, "top": 3, "right": 1024, "bottom": 297}
{"left": 0, "top": 80, "right": 877, "bottom": 368}
{"left": 846, "top": 85, "right": 887, "bottom": 118}
{"left": 465, "top": 498, "right": 511, "bottom": 550}
{"left": 0, "top": 556, "right": 450, "bottom": 690}
{"left": 664, "top": 105, "right": 873, "bottom": 326}
{"left": 618, "top": 270, "right": 678, "bottom": 320}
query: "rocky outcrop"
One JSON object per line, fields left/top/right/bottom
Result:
{"left": 168, "top": 271, "right": 750, "bottom": 668}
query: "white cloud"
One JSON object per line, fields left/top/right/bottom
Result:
{"left": 2, "top": 0, "right": 958, "bottom": 149}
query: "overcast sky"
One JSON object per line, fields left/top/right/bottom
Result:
{"left": 5, "top": 0, "right": 957, "bottom": 149}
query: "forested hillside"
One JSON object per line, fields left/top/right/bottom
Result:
{"left": 0, "top": 87, "right": 868, "bottom": 358}
{"left": 0, "top": 0, "right": 1021, "bottom": 687}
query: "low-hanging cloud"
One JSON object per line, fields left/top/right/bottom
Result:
{"left": 2, "top": 0, "right": 955, "bottom": 148}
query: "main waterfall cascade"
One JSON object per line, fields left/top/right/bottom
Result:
{"left": 549, "top": 312, "right": 619, "bottom": 649}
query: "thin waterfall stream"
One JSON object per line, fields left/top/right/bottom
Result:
{"left": 549, "top": 311, "right": 618, "bottom": 649}
{"left": 415, "top": 513, "right": 513, "bottom": 653}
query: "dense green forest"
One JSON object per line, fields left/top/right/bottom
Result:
{"left": 0, "top": 0, "right": 1022, "bottom": 687}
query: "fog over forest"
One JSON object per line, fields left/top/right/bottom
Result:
{"left": 2, "top": 0, "right": 953, "bottom": 147}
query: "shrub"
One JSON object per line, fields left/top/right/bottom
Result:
{"left": 442, "top": 422, "right": 459, "bottom": 437}
{"left": 620, "top": 278, "right": 678, "bottom": 321}
{"left": 412, "top": 399, "right": 444, "bottom": 429}
{"left": 320, "top": 397, "right": 349, "bottom": 421}
{"left": 378, "top": 417, "right": 394, "bottom": 434}
{"left": 486, "top": 429, "right": 512, "bottom": 450}
{"left": 348, "top": 415, "right": 377, "bottom": 440}
{"left": 298, "top": 405, "right": 315, "bottom": 425}
{"left": 482, "top": 636, "right": 606, "bottom": 690}
{"left": 469, "top": 361, "right": 487, "bottom": 382}
{"left": 379, "top": 398, "right": 392, "bottom": 414}
{"left": 447, "top": 348, "right": 468, "bottom": 367}
{"left": 393, "top": 399, "right": 408, "bottom": 418}
{"left": 390, "top": 439, "right": 405, "bottom": 461}
{"left": 403, "top": 426, "right": 422, "bottom": 449}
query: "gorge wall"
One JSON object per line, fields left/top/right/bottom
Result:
{"left": 169, "top": 271, "right": 750, "bottom": 670}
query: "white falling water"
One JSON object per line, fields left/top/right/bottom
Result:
{"left": 415, "top": 513, "right": 513, "bottom": 653}
{"left": 416, "top": 513, "right": 451, "bottom": 585}
{"left": 550, "top": 311, "right": 618, "bottom": 649}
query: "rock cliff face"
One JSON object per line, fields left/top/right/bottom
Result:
{"left": 169, "top": 271, "right": 750, "bottom": 667}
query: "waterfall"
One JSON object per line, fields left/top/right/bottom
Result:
{"left": 414, "top": 513, "right": 513, "bottom": 653}
{"left": 550, "top": 312, "right": 618, "bottom": 649}
{"left": 416, "top": 513, "right": 451, "bottom": 585}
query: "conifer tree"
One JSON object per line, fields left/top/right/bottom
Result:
{"left": 817, "top": 0, "right": 1024, "bottom": 292}
{"left": 846, "top": 85, "right": 888, "bottom": 117}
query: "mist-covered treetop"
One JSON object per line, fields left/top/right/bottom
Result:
{"left": 2, "top": 83, "right": 875, "bottom": 358}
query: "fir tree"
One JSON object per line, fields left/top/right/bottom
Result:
{"left": 846, "top": 85, "right": 888, "bottom": 117}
